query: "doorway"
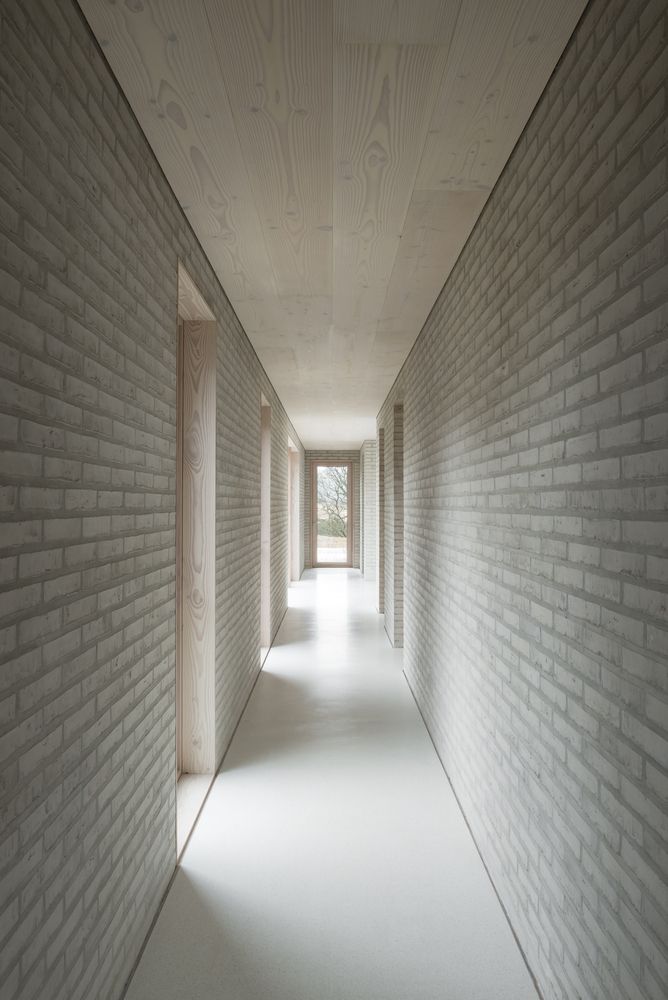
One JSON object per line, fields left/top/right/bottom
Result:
{"left": 311, "top": 462, "right": 352, "bottom": 568}
{"left": 392, "top": 404, "right": 404, "bottom": 647}
{"left": 377, "top": 429, "right": 384, "bottom": 613}
{"left": 288, "top": 439, "right": 300, "bottom": 583}
{"left": 176, "top": 263, "right": 216, "bottom": 855}
{"left": 260, "top": 397, "right": 271, "bottom": 660}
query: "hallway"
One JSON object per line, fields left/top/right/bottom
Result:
{"left": 127, "top": 571, "right": 537, "bottom": 1000}
{"left": 2, "top": 3, "right": 666, "bottom": 997}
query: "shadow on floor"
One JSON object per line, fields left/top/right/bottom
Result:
{"left": 220, "top": 670, "right": 420, "bottom": 775}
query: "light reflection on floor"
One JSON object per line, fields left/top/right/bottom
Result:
{"left": 126, "top": 569, "right": 537, "bottom": 1000}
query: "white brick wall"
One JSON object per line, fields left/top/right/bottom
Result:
{"left": 378, "top": 0, "right": 668, "bottom": 996}
{"left": 0, "top": 2, "right": 303, "bottom": 999}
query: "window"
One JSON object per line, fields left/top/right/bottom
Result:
{"left": 312, "top": 462, "right": 352, "bottom": 567}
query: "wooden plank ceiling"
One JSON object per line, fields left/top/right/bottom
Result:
{"left": 79, "top": 0, "right": 587, "bottom": 447}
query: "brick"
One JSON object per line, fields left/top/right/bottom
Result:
{"left": 621, "top": 376, "right": 668, "bottom": 416}
{"left": 622, "top": 448, "right": 668, "bottom": 478}
{"left": 599, "top": 420, "right": 642, "bottom": 449}
{"left": 619, "top": 159, "right": 667, "bottom": 226}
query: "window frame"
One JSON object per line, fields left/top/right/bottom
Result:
{"left": 311, "top": 460, "right": 353, "bottom": 568}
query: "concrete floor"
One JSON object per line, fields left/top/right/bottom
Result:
{"left": 126, "top": 570, "right": 538, "bottom": 1000}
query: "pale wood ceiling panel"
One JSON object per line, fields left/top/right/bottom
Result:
{"left": 415, "top": 0, "right": 587, "bottom": 192}
{"left": 233, "top": 296, "right": 331, "bottom": 335}
{"left": 79, "top": 0, "right": 587, "bottom": 448}
{"left": 333, "top": 41, "right": 448, "bottom": 332}
{"left": 203, "top": 0, "right": 333, "bottom": 300}
{"left": 251, "top": 326, "right": 334, "bottom": 370}
{"left": 80, "top": 0, "right": 277, "bottom": 305}
{"left": 335, "top": 0, "right": 461, "bottom": 44}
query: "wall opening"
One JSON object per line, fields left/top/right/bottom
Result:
{"left": 392, "top": 404, "right": 404, "bottom": 647}
{"left": 260, "top": 397, "right": 272, "bottom": 657}
{"left": 361, "top": 440, "right": 377, "bottom": 582}
{"left": 377, "top": 428, "right": 385, "bottom": 613}
{"left": 288, "top": 439, "right": 300, "bottom": 583}
{"left": 311, "top": 461, "right": 352, "bottom": 567}
{"left": 359, "top": 448, "right": 365, "bottom": 576}
{"left": 176, "top": 263, "right": 217, "bottom": 855}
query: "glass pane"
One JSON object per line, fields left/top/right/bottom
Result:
{"left": 316, "top": 465, "right": 348, "bottom": 564}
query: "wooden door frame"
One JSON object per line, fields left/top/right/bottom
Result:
{"left": 311, "top": 460, "right": 353, "bottom": 568}
{"left": 176, "top": 263, "right": 216, "bottom": 780}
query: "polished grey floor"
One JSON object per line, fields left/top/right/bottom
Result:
{"left": 127, "top": 570, "right": 537, "bottom": 1000}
